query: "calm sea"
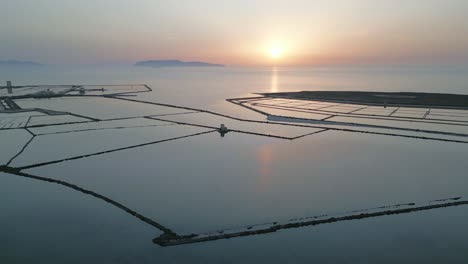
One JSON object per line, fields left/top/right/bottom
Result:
{"left": 1, "top": 64, "right": 468, "bottom": 264}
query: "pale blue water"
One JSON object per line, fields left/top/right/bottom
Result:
{"left": 1, "top": 64, "right": 468, "bottom": 263}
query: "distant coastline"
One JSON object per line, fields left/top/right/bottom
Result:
{"left": 0, "top": 60, "right": 43, "bottom": 66}
{"left": 135, "top": 60, "right": 224, "bottom": 68}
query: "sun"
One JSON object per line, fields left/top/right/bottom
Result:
{"left": 269, "top": 46, "right": 284, "bottom": 59}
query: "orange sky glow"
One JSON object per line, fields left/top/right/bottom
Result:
{"left": 2, "top": 0, "right": 468, "bottom": 65}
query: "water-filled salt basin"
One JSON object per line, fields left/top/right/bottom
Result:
{"left": 2, "top": 65, "right": 468, "bottom": 263}
{"left": 24, "top": 130, "right": 468, "bottom": 234}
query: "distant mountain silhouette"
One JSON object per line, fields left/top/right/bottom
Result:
{"left": 135, "top": 60, "right": 224, "bottom": 68}
{"left": 0, "top": 60, "right": 43, "bottom": 66}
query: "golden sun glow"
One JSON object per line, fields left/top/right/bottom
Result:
{"left": 269, "top": 46, "right": 284, "bottom": 59}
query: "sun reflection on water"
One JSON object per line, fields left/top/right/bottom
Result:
{"left": 270, "top": 67, "right": 278, "bottom": 93}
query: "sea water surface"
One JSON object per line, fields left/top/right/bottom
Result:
{"left": 1, "top": 64, "right": 468, "bottom": 263}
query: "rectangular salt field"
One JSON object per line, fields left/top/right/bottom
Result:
{"left": 396, "top": 107, "right": 429, "bottom": 113}
{"left": 320, "top": 106, "right": 360, "bottom": 113}
{"left": 29, "top": 117, "right": 174, "bottom": 135}
{"left": 153, "top": 112, "right": 325, "bottom": 138}
{"left": 329, "top": 103, "right": 367, "bottom": 109}
{"left": 426, "top": 114, "right": 468, "bottom": 122}
{"left": 278, "top": 100, "right": 315, "bottom": 106}
{"left": 0, "top": 112, "right": 48, "bottom": 128}
{"left": 15, "top": 97, "right": 197, "bottom": 120}
{"left": 391, "top": 111, "right": 425, "bottom": 118}
{"left": 9, "top": 123, "right": 211, "bottom": 168}
{"left": 352, "top": 107, "right": 396, "bottom": 116}
{"left": 352, "top": 110, "right": 393, "bottom": 116}
{"left": 244, "top": 104, "right": 331, "bottom": 120}
{"left": 327, "top": 116, "right": 468, "bottom": 135}
{"left": 295, "top": 103, "right": 325, "bottom": 108}
{"left": 0, "top": 111, "right": 46, "bottom": 118}
{"left": 0, "top": 116, "right": 29, "bottom": 128}
{"left": 212, "top": 101, "right": 267, "bottom": 120}
{"left": 256, "top": 99, "right": 290, "bottom": 105}
{"left": 27, "top": 114, "right": 91, "bottom": 126}
{"left": 25, "top": 131, "right": 468, "bottom": 234}
{"left": 430, "top": 109, "right": 468, "bottom": 115}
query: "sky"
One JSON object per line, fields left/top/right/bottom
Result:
{"left": 1, "top": 0, "right": 468, "bottom": 65}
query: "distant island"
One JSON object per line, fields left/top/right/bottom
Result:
{"left": 0, "top": 60, "right": 43, "bottom": 66}
{"left": 135, "top": 60, "right": 224, "bottom": 68}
